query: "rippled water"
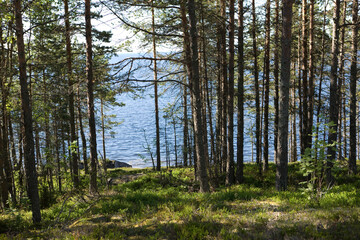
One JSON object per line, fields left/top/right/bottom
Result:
{"left": 96, "top": 54, "right": 274, "bottom": 168}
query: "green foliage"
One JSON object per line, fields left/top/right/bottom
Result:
{"left": 2, "top": 166, "right": 360, "bottom": 239}
{"left": 299, "top": 122, "right": 339, "bottom": 202}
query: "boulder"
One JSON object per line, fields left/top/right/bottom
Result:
{"left": 114, "top": 161, "right": 132, "bottom": 168}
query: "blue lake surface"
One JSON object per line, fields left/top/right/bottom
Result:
{"left": 96, "top": 53, "right": 275, "bottom": 168}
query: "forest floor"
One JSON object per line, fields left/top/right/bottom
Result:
{"left": 1, "top": 163, "right": 360, "bottom": 239}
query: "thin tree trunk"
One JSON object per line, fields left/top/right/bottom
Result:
{"left": 337, "top": 1, "right": 346, "bottom": 160}
{"left": 219, "top": 0, "right": 228, "bottom": 173}
{"left": 173, "top": 119, "right": 178, "bottom": 167}
{"left": 85, "top": 0, "right": 97, "bottom": 195}
{"left": 300, "top": 0, "right": 310, "bottom": 155}
{"left": 14, "top": 0, "right": 41, "bottom": 223}
{"left": 200, "top": 4, "right": 215, "bottom": 169}
{"left": 226, "top": 0, "right": 235, "bottom": 185}
{"left": 274, "top": 0, "right": 280, "bottom": 164}
{"left": 0, "top": 26, "right": 13, "bottom": 206}
{"left": 54, "top": 113, "right": 62, "bottom": 192}
{"left": 308, "top": 0, "right": 315, "bottom": 150}
{"left": 263, "top": 0, "right": 270, "bottom": 171}
{"left": 349, "top": 0, "right": 358, "bottom": 174}
{"left": 276, "top": 0, "right": 293, "bottom": 191}
{"left": 8, "top": 115, "right": 17, "bottom": 204}
{"left": 292, "top": 77, "right": 297, "bottom": 163}
{"left": 64, "top": 0, "right": 79, "bottom": 189}
{"left": 237, "top": 0, "right": 244, "bottom": 183}
{"left": 100, "top": 98, "right": 107, "bottom": 176}
{"left": 151, "top": 1, "right": 161, "bottom": 171}
{"left": 316, "top": 1, "right": 328, "bottom": 140}
{"left": 180, "top": 0, "right": 190, "bottom": 168}
{"left": 252, "top": 0, "right": 261, "bottom": 176}
{"left": 327, "top": 0, "right": 341, "bottom": 185}
{"left": 77, "top": 86, "right": 88, "bottom": 174}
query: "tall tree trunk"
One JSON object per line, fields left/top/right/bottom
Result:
{"left": 276, "top": 0, "right": 293, "bottom": 191}
{"left": 337, "top": 1, "right": 346, "bottom": 160}
{"left": 236, "top": 0, "right": 244, "bottom": 183}
{"left": 263, "top": 0, "right": 270, "bottom": 171}
{"left": 200, "top": 3, "right": 215, "bottom": 170}
{"left": 187, "top": 0, "right": 210, "bottom": 192}
{"left": 252, "top": 0, "right": 261, "bottom": 175}
{"left": 300, "top": 0, "right": 309, "bottom": 155}
{"left": 14, "top": 0, "right": 41, "bottom": 223}
{"left": 349, "top": 0, "right": 358, "bottom": 174}
{"left": 273, "top": 0, "right": 280, "bottom": 164}
{"left": 151, "top": 0, "right": 161, "bottom": 171}
{"left": 226, "top": 0, "right": 235, "bottom": 185}
{"left": 219, "top": 0, "right": 228, "bottom": 173}
{"left": 64, "top": 0, "right": 79, "bottom": 189}
{"left": 0, "top": 25, "right": 11, "bottom": 207}
{"left": 307, "top": 0, "right": 315, "bottom": 150}
{"left": 180, "top": 0, "right": 190, "bottom": 168}
{"left": 85, "top": 0, "right": 97, "bottom": 194}
{"left": 327, "top": 0, "right": 341, "bottom": 185}
{"left": 316, "top": 1, "right": 328, "bottom": 140}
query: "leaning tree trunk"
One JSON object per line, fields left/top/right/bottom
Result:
{"left": 276, "top": 0, "right": 293, "bottom": 191}
{"left": 85, "top": 0, "right": 97, "bottom": 194}
{"left": 14, "top": 0, "right": 41, "bottom": 223}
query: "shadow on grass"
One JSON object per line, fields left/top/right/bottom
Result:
{"left": 40, "top": 215, "right": 360, "bottom": 240}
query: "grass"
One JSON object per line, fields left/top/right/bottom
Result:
{"left": 1, "top": 163, "right": 360, "bottom": 239}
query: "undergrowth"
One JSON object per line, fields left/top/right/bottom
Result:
{"left": 0, "top": 163, "right": 359, "bottom": 239}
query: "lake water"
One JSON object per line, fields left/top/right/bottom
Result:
{"left": 96, "top": 53, "right": 274, "bottom": 168}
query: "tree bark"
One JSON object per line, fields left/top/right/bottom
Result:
{"left": 327, "top": 0, "right": 341, "bottom": 185}
{"left": 85, "top": 0, "right": 98, "bottom": 194}
{"left": 252, "top": 0, "right": 261, "bottom": 176}
{"left": 307, "top": 0, "right": 315, "bottom": 150}
{"left": 226, "top": 0, "right": 235, "bottom": 185}
{"left": 273, "top": 0, "right": 280, "bottom": 164}
{"left": 152, "top": 0, "right": 161, "bottom": 171}
{"left": 349, "top": 0, "right": 358, "bottom": 174}
{"left": 187, "top": 0, "right": 209, "bottom": 192}
{"left": 180, "top": 0, "right": 190, "bottom": 168}
{"left": 263, "top": 0, "right": 270, "bottom": 172}
{"left": 219, "top": 0, "right": 227, "bottom": 173}
{"left": 236, "top": 0, "right": 244, "bottom": 183}
{"left": 276, "top": 0, "right": 293, "bottom": 191}
{"left": 14, "top": 0, "right": 41, "bottom": 223}
{"left": 64, "top": 0, "right": 79, "bottom": 189}
{"left": 300, "top": 0, "right": 309, "bottom": 155}
{"left": 77, "top": 86, "right": 88, "bottom": 174}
